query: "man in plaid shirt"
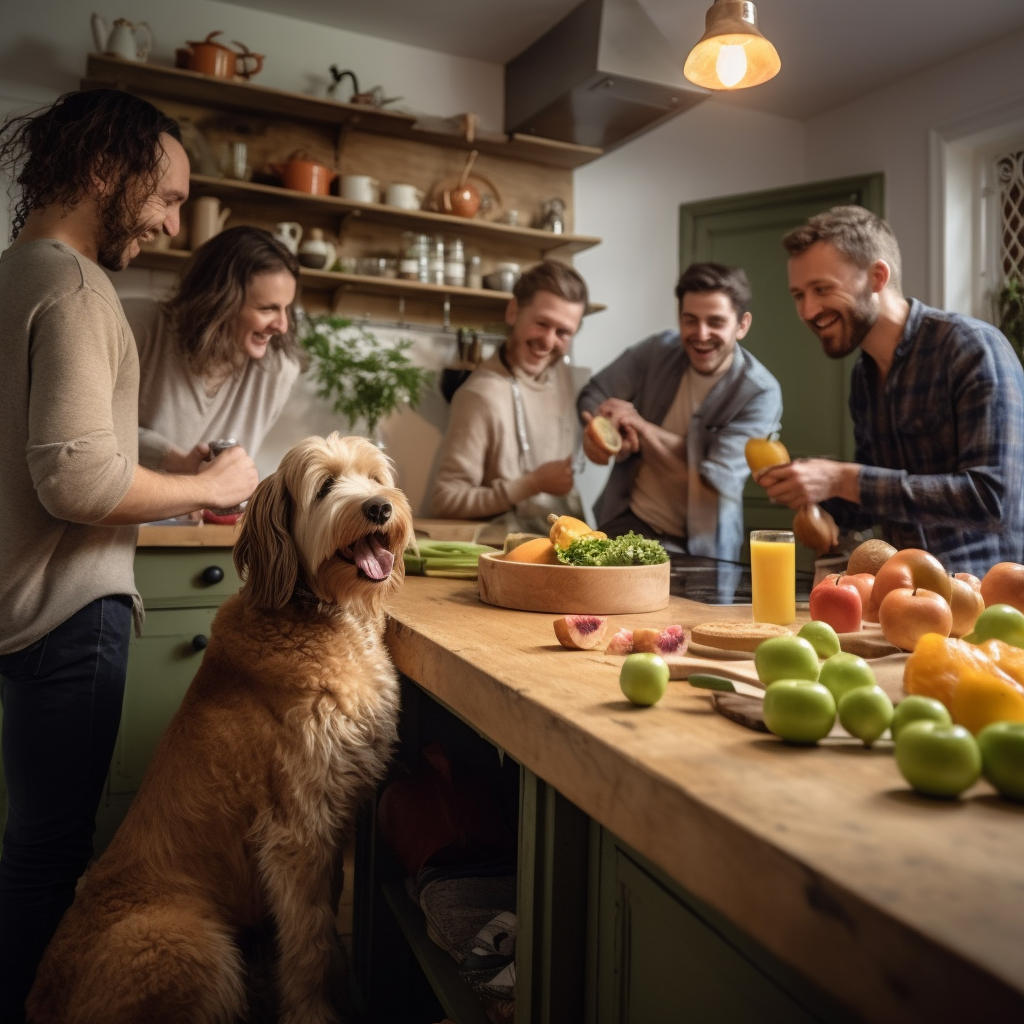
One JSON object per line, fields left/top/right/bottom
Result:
{"left": 755, "top": 205, "right": 1024, "bottom": 578}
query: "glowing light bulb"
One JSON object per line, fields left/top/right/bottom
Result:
{"left": 715, "top": 44, "right": 747, "bottom": 87}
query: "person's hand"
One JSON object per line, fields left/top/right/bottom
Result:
{"left": 580, "top": 411, "right": 612, "bottom": 465}
{"left": 161, "top": 442, "right": 211, "bottom": 475}
{"left": 756, "top": 458, "right": 850, "bottom": 509}
{"left": 196, "top": 445, "right": 259, "bottom": 510}
{"left": 530, "top": 457, "right": 574, "bottom": 497}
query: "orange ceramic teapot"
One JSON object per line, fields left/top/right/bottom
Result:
{"left": 268, "top": 151, "right": 338, "bottom": 196}
{"left": 177, "top": 31, "right": 264, "bottom": 80}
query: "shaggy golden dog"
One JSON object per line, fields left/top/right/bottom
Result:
{"left": 27, "top": 433, "right": 414, "bottom": 1024}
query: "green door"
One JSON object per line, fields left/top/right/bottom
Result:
{"left": 679, "top": 175, "right": 885, "bottom": 562}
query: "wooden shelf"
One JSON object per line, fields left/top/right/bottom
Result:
{"left": 130, "top": 248, "right": 606, "bottom": 319}
{"left": 187, "top": 174, "right": 601, "bottom": 256}
{"left": 84, "top": 54, "right": 603, "bottom": 169}
{"left": 381, "top": 881, "right": 494, "bottom": 1024}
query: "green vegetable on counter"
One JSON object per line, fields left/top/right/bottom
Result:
{"left": 403, "top": 540, "right": 498, "bottom": 578}
{"left": 556, "top": 531, "right": 668, "bottom": 567}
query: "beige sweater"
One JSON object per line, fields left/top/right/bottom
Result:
{"left": 0, "top": 240, "right": 141, "bottom": 654}
{"left": 125, "top": 297, "right": 301, "bottom": 469}
{"left": 430, "top": 349, "right": 582, "bottom": 538}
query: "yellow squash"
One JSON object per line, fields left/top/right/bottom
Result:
{"left": 546, "top": 514, "right": 606, "bottom": 551}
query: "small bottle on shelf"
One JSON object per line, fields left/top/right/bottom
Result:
{"left": 466, "top": 253, "right": 483, "bottom": 290}
{"left": 429, "top": 236, "right": 445, "bottom": 285}
{"left": 444, "top": 238, "right": 465, "bottom": 287}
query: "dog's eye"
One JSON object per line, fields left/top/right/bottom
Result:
{"left": 315, "top": 477, "right": 334, "bottom": 502}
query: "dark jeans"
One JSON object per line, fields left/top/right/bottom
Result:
{"left": 0, "top": 595, "right": 132, "bottom": 1024}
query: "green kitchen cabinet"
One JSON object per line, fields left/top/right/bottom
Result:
{"left": 92, "top": 545, "right": 240, "bottom": 853}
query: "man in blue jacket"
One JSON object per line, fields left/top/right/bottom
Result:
{"left": 578, "top": 262, "right": 783, "bottom": 563}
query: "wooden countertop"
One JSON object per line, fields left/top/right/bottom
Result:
{"left": 384, "top": 576, "right": 1024, "bottom": 1023}
{"left": 137, "top": 523, "right": 241, "bottom": 547}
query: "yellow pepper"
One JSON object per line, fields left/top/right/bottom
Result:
{"left": 949, "top": 665, "right": 1024, "bottom": 735}
{"left": 546, "top": 514, "right": 606, "bottom": 550}
{"left": 903, "top": 632, "right": 1024, "bottom": 734}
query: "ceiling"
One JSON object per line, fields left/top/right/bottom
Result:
{"left": 222, "top": 0, "right": 1024, "bottom": 121}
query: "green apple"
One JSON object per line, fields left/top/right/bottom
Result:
{"left": 818, "top": 652, "right": 876, "bottom": 705}
{"left": 762, "top": 679, "right": 836, "bottom": 744}
{"left": 619, "top": 653, "right": 669, "bottom": 706}
{"left": 894, "top": 720, "right": 982, "bottom": 797}
{"left": 977, "top": 721, "right": 1024, "bottom": 800}
{"left": 970, "top": 604, "right": 1024, "bottom": 649}
{"left": 797, "top": 620, "right": 841, "bottom": 659}
{"left": 890, "top": 695, "right": 952, "bottom": 740}
{"left": 754, "top": 636, "right": 820, "bottom": 686}
{"left": 837, "top": 685, "right": 894, "bottom": 746}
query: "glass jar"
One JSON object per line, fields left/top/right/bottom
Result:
{"left": 444, "top": 238, "right": 465, "bottom": 287}
{"left": 398, "top": 232, "right": 423, "bottom": 280}
{"left": 467, "top": 253, "right": 483, "bottom": 290}
{"left": 429, "top": 235, "right": 446, "bottom": 285}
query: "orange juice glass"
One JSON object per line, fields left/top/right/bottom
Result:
{"left": 750, "top": 530, "right": 796, "bottom": 625}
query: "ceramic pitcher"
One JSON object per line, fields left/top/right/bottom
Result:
{"left": 273, "top": 222, "right": 302, "bottom": 254}
{"left": 189, "top": 197, "right": 231, "bottom": 251}
{"left": 91, "top": 13, "right": 152, "bottom": 61}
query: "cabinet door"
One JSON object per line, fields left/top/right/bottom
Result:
{"left": 133, "top": 548, "right": 241, "bottom": 607}
{"left": 109, "top": 606, "right": 217, "bottom": 795}
{"left": 597, "top": 836, "right": 828, "bottom": 1024}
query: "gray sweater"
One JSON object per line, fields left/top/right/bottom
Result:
{"left": 0, "top": 240, "right": 141, "bottom": 654}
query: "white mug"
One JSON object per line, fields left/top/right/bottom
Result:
{"left": 273, "top": 222, "right": 302, "bottom": 254}
{"left": 385, "top": 183, "right": 425, "bottom": 210}
{"left": 341, "top": 174, "right": 380, "bottom": 203}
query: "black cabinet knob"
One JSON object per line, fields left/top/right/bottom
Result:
{"left": 200, "top": 565, "right": 225, "bottom": 586}
{"left": 191, "top": 634, "right": 209, "bottom": 651}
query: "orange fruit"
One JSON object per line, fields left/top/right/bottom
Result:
{"left": 744, "top": 436, "right": 789, "bottom": 474}
{"left": 503, "top": 537, "right": 560, "bottom": 564}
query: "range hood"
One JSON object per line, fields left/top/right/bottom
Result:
{"left": 505, "top": 0, "right": 707, "bottom": 152}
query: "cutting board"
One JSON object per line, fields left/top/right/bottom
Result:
{"left": 477, "top": 552, "right": 670, "bottom": 614}
{"left": 662, "top": 641, "right": 909, "bottom": 734}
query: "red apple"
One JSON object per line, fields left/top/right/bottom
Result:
{"left": 823, "top": 572, "right": 874, "bottom": 609}
{"left": 869, "top": 548, "right": 951, "bottom": 619}
{"left": 948, "top": 575, "right": 985, "bottom": 638}
{"left": 809, "top": 577, "right": 862, "bottom": 633}
{"left": 878, "top": 587, "right": 953, "bottom": 651}
{"left": 981, "top": 562, "right": 1024, "bottom": 614}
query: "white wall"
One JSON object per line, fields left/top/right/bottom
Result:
{"left": 802, "top": 27, "right": 1024, "bottom": 305}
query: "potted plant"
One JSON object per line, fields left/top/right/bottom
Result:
{"left": 298, "top": 314, "right": 434, "bottom": 445}
{"left": 995, "top": 274, "right": 1024, "bottom": 363}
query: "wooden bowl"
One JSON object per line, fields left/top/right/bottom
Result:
{"left": 477, "top": 552, "right": 670, "bottom": 614}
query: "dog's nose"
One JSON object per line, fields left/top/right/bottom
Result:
{"left": 362, "top": 497, "right": 393, "bottom": 524}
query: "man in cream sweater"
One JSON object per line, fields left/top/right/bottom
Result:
{"left": 0, "top": 89, "right": 257, "bottom": 1022}
{"left": 431, "top": 260, "right": 589, "bottom": 542}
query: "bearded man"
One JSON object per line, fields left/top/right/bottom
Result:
{"left": 0, "top": 89, "right": 259, "bottom": 1022}
{"left": 757, "top": 204, "right": 1024, "bottom": 576}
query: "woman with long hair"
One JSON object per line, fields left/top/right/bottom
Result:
{"left": 125, "top": 224, "right": 306, "bottom": 472}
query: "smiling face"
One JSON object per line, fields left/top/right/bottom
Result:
{"left": 678, "top": 290, "right": 751, "bottom": 376}
{"left": 235, "top": 270, "right": 297, "bottom": 360}
{"left": 504, "top": 290, "right": 585, "bottom": 379}
{"left": 787, "top": 241, "right": 881, "bottom": 360}
{"left": 98, "top": 133, "right": 189, "bottom": 272}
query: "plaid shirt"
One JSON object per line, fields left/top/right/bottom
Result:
{"left": 823, "top": 299, "right": 1024, "bottom": 577}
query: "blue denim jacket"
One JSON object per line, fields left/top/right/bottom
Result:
{"left": 578, "top": 332, "right": 783, "bottom": 562}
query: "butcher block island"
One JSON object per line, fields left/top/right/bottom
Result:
{"left": 356, "top": 573, "right": 1024, "bottom": 1024}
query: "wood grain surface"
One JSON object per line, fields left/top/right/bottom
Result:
{"left": 384, "top": 576, "right": 1024, "bottom": 1023}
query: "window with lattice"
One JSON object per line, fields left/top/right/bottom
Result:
{"left": 995, "top": 148, "right": 1024, "bottom": 286}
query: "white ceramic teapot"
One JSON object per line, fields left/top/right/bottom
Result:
{"left": 298, "top": 228, "right": 337, "bottom": 271}
{"left": 91, "top": 13, "right": 152, "bottom": 62}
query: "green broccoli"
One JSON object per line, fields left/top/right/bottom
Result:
{"left": 556, "top": 531, "right": 668, "bottom": 567}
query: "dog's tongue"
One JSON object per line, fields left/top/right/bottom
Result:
{"left": 353, "top": 535, "right": 394, "bottom": 580}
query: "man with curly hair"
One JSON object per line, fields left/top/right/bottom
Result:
{"left": 0, "top": 89, "right": 259, "bottom": 1021}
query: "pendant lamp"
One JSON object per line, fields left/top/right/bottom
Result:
{"left": 683, "top": 0, "right": 781, "bottom": 90}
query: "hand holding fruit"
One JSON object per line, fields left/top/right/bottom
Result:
{"left": 530, "top": 457, "right": 575, "bottom": 497}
